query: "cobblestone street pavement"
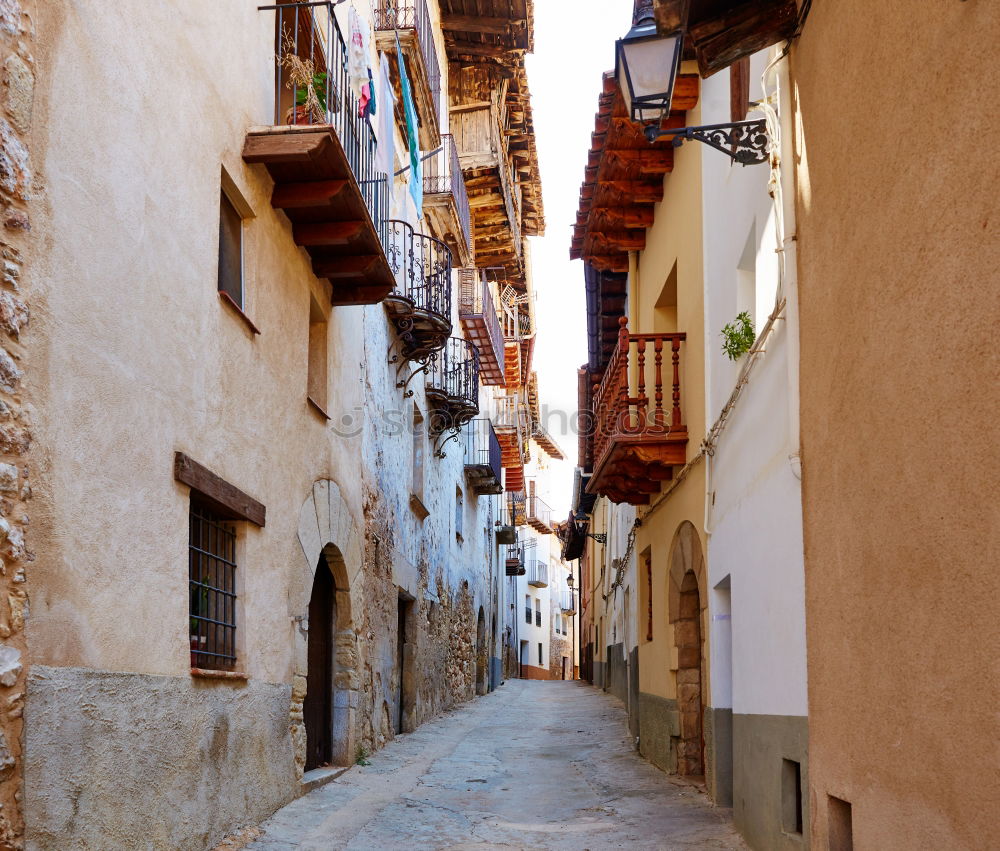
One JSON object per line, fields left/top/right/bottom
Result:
{"left": 245, "top": 680, "right": 747, "bottom": 850}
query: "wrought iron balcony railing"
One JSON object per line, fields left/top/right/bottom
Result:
{"left": 506, "top": 544, "right": 525, "bottom": 576}
{"left": 561, "top": 590, "right": 577, "bottom": 614}
{"left": 527, "top": 493, "right": 554, "bottom": 535}
{"left": 266, "top": 2, "right": 387, "bottom": 247}
{"left": 425, "top": 135, "right": 473, "bottom": 263}
{"left": 588, "top": 318, "right": 689, "bottom": 505}
{"left": 248, "top": 2, "right": 392, "bottom": 303}
{"left": 506, "top": 489, "right": 526, "bottom": 527}
{"left": 384, "top": 219, "right": 453, "bottom": 360}
{"left": 372, "top": 0, "right": 441, "bottom": 149}
{"left": 526, "top": 560, "right": 548, "bottom": 588}
{"left": 463, "top": 419, "right": 503, "bottom": 496}
{"left": 426, "top": 337, "right": 481, "bottom": 432}
{"left": 458, "top": 269, "right": 505, "bottom": 386}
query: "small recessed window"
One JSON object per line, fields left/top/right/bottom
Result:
{"left": 218, "top": 190, "right": 244, "bottom": 309}
{"left": 538, "top": 642, "right": 542, "bottom": 666}
{"left": 455, "top": 486, "right": 464, "bottom": 541}
{"left": 782, "top": 759, "right": 803, "bottom": 836}
{"left": 307, "top": 294, "right": 328, "bottom": 413}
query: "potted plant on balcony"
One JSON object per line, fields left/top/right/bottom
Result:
{"left": 279, "top": 30, "right": 337, "bottom": 125}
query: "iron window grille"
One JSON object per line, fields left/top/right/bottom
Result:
{"left": 189, "top": 503, "right": 238, "bottom": 670}
{"left": 525, "top": 606, "right": 532, "bottom": 624}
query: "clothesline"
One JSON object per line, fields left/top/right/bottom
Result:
{"left": 394, "top": 146, "right": 443, "bottom": 178}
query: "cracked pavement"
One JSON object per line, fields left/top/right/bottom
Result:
{"left": 245, "top": 680, "right": 748, "bottom": 850}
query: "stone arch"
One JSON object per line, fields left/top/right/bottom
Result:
{"left": 667, "top": 520, "right": 708, "bottom": 778}
{"left": 291, "top": 480, "right": 363, "bottom": 775}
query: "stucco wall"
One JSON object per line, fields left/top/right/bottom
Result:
{"left": 24, "top": 667, "right": 297, "bottom": 851}
{"left": 26, "top": 0, "right": 505, "bottom": 846}
{"left": 792, "top": 1, "right": 1000, "bottom": 848}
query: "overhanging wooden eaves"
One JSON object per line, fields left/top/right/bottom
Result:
{"left": 654, "top": 0, "right": 801, "bottom": 77}
{"left": 569, "top": 72, "right": 698, "bottom": 273}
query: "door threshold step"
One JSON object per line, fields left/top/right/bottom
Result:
{"left": 301, "top": 764, "right": 351, "bottom": 794}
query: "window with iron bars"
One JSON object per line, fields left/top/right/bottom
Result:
{"left": 189, "top": 502, "right": 238, "bottom": 670}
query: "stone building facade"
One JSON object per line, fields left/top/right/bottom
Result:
{"left": 5, "top": 0, "right": 547, "bottom": 848}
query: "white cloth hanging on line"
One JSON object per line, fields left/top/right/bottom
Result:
{"left": 374, "top": 52, "right": 397, "bottom": 176}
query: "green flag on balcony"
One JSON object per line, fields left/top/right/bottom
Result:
{"left": 395, "top": 32, "right": 422, "bottom": 219}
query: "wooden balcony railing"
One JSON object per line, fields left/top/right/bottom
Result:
{"left": 588, "top": 318, "right": 688, "bottom": 505}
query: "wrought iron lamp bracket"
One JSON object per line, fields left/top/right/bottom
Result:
{"left": 587, "top": 533, "right": 608, "bottom": 544}
{"left": 645, "top": 119, "right": 770, "bottom": 166}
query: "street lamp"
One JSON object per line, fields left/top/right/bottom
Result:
{"left": 615, "top": 6, "right": 770, "bottom": 166}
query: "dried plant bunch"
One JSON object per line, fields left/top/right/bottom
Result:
{"left": 279, "top": 27, "right": 336, "bottom": 123}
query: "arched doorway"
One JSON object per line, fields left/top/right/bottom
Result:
{"left": 304, "top": 553, "right": 336, "bottom": 771}
{"left": 675, "top": 570, "right": 704, "bottom": 777}
{"left": 475, "top": 607, "right": 487, "bottom": 695}
{"left": 294, "top": 480, "right": 363, "bottom": 776}
{"left": 668, "top": 521, "right": 707, "bottom": 780}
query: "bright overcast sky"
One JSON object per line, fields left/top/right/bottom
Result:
{"left": 526, "top": 0, "right": 634, "bottom": 519}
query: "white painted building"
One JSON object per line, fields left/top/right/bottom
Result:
{"left": 699, "top": 49, "right": 809, "bottom": 848}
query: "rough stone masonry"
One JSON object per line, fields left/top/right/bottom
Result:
{"left": 0, "top": 0, "right": 34, "bottom": 847}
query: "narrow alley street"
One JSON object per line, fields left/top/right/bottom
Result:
{"left": 244, "top": 681, "right": 746, "bottom": 850}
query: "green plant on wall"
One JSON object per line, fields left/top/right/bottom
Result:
{"left": 721, "top": 311, "right": 755, "bottom": 361}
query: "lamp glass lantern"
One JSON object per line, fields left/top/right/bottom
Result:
{"left": 615, "top": 16, "right": 684, "bottom": 126}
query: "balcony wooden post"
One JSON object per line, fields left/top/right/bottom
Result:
{"left": 617, "top": 317, "right": 629, "bottom": 434}
{"left": 654, "top": 338, "right": 665, "bottom": 430}
{"left": 636, "top": 337, "right": 647, "bottom": 431}
{"left": 671, "top": 337, "right": 682, "bottom": 429}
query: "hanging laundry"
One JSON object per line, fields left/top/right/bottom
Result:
{"left": 396, "top": 32, "right": 422, "bottom": 219}
{"left": 347, "top": 6, "right": 368, "bottom": 101}
{"left": 374, "top": 52, "right": 396, "bottom": 176}
{"left": 358, "top": 80, "right": 371, "bottom": 117}
{"left": 367, "top": 67, "right": 377, "bottom": 117}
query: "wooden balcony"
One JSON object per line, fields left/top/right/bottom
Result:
{"left": 464, "top": 418, "right": 503, "bottom": 496}
{"left": 383, "top": 220, "right": 453, "bottom": 360}
{"left": 587, "top": 318, "right": 688, "bottom": 505}
{"left": 424, "top": 135, "right": 473, "bottom": 268}
{"left": 373, "top": 0, "right": 441, "bottom": 150}
{"left": 245, "top": 3, "right": 393, "bottom": 305}
{"left": 458, "top": 269, "right": 504, "bottom": 386}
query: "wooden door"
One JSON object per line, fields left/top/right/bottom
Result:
{"left": 304, "top": 556, "right": 334, "bottom": 771}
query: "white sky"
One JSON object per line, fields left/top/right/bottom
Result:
{"left": 525, "top": 0, "right": 634, "bottom": 519}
